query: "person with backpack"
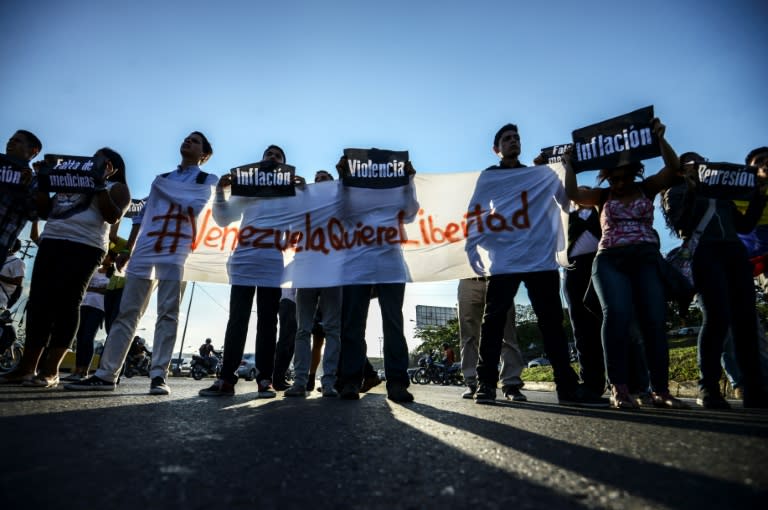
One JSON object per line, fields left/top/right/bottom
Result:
{"left": 663, "top": 152, "right": 768, "bottom": 409}
{"left": 66, "top": 132, "right": 217, "bottom": 395}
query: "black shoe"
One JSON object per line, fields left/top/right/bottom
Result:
{"left": 64, "top": 375, "right": 116, "bottom": 391}
{"left": 696, "top": 388, "right": 730, "bottom": 409}
{"left": 462, "top": 384, "right": 477, "bottom": 400}
{"left": 149, "top": 376, "right": 170, "bottom": 395}
{"left": 387, "top": 384, "right": 414, "bottom": 403}
{"left": 502, "top": 385, "right": 528, "bottom": 402}
{"left": 558, "top": 384, "right": 609, "bottom": 408}
{"left": 199, "top": 379, "right": 235, "bottom": 397}
{"left": 272, "top": 379, "right": 290, "bottom": 391}
{"left": 474, "top": 383, "right": 496, "bottom": 404}
{"left": 340, "top": 383, "right": 360, "bottom": 400}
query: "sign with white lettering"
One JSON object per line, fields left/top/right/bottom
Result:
{"left": 540, "top": 144, "right": 573, "bottom": 164}
{"left": 0, "top": 153, "right": 28, "bottom": 191}
{"left": 571, "top": 106, "right": 661, "bottom": 172}
{"left": 342, "top": 148, "right": 410, "bottom": 189}
{"left": 37, "top": 154, "right": 106, "bottom": 193}
{"left": 124, "top": 198, "right": 146, "bottom": 218}
{"left": 690, "top": 162, "right": 757, "bottom": 200}
{"left": 230, "top": 161, "right": 296, "bottom": 197}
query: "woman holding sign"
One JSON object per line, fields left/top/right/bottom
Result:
{"left": 0, "top": 148, "right": 130, "bottom": 388}
{"left": 664, "top": 152, "right": 767, "bottom": 409}
{"left": 564, "top": 118, "right": 686, "bottom": 410}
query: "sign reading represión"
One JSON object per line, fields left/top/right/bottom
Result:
{"left": 690, "top": 162, "right": 758, "bottom": 200}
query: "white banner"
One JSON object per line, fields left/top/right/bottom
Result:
{"left": 134, "top": 164, "right": 570, "bottom": 287}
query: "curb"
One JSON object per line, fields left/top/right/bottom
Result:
{"left": 521, "top": 381, "right": 731, "bottom": 399}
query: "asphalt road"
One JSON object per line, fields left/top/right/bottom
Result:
{"left": 1, "top": 377, "right": 766, "bottom": 510}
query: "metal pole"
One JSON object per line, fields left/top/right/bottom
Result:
{"left": 177, "top": 281, "right": 195, "bottom": 368}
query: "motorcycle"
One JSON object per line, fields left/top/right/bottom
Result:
{"left": 190, "top": 352, "right": 221, "bottom": 380}
{"left": 0, "top": 309, "right": 23, "bottom": 373}
{"left": 123, "top": 352, "right": 151, "bottom": 378}
{"left": 412, "top": 353, "right": 463, "bottom": 386}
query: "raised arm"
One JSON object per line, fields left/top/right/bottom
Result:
{"left": 644, "top": 118, "right": 682, "bottom": 196}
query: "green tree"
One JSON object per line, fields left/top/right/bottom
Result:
{"left": 412, "top": 318, "right": 460, "bottom": 360}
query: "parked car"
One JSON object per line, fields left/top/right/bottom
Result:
{"left": 170, "top": 356, "right": 191, "bottom": 377}
{"left": 527, "top": 357, "right": 551, "bottom": 369}
{"left": 676, "top": 327, "right": 701, "bottom": 337}
{"left": 237, "top": 353, "right": 257, "bottom": 381}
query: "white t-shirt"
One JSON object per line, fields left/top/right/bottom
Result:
{"left": 80, "top": 270, "right": 110, "bottom": 311}
{"left": 0, "top": 255, "right": 25, "bottom": 309}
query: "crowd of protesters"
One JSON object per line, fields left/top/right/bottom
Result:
{"left": 0, "top": 121, "right": 766, "bottom": 411}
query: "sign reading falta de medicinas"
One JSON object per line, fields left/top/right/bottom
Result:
{"left": 689, "top": 162, "right": 758, "bottom": 200}
{"left": 36, "top": 154, "right": 107, "bottom": 193}
{"left": 230, "top": 160, "right": 297, "bottom": 197}
{"left": 342, "top": 148, "right": 410, "bottom": 188}
{"left": 0, "top": 153, "right": 28, "bottom": 191}
{"left": 539, "top": 144, "right": 573, "bottom": 164}
{"left": 571, "top": 106, "right": 661, "bottom": 172}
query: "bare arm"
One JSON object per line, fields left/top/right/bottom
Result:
{"left": 562, "top": 152, "right": 602, "bottom": 207}
{"left": 643, "top": 118, "right": 681, "bottom": 196}
{"left": 95, "top": 182, "right": 131, "bottom": 224}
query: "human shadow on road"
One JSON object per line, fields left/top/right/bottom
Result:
{"left": 0, "top": 389, "right": 593, "bottom": 510}
{"left": 404, "top": 400, "right": 767, "bottom": 509}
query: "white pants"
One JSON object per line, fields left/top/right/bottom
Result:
{"left": 96, "top": 278, "right": 185, "bottom": 382}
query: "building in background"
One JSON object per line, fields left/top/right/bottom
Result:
{"left": 415, "top": 305, "right": 457, "bottom": 329}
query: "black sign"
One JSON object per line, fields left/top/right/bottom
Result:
{"left": 124, "top": 198, "right": 146, "bottom": 218}
{"left": 342, "top": 148, "right": 409, "bottom": 189}
{"left": 0, "top": 153, "right": 29, "bottom": 191}
{"left": 688, "top": 162, "right": 758, "bottom": 200}
{"left": 230, "top": 160, "right": 296, "bottom": 197}
{"left": 571, "top": 106, "right": 661, "bottom": 172}
{"left": 37, "top": 154, "right": 107, "bottom": 193}
{"left": 539, "top": 144, "right": 573, "bottom": 164}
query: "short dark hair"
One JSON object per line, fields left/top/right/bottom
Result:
{"left": 746, "top": 146, "right": 768, "bottom": 165}
{"left": 315, "top": 170, "right": 333, "bottom": 181}
{"left": 493, "top": 123, "right": 519, "bottom": 147}
{"left": 191, "top": 131, "right": 213, "bottom": 161}
{"left": 264, "top": 144, "right": 286, "bottom": 163}
{"left": 16, "top": 129, "right": 42, "bottom": 154}
{"left": 95, "top": 147, "right": 127, "bottom": 184}
{"left": 679, "top": 151, "right": 706, "bottom": 164}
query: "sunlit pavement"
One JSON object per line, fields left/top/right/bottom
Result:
{"left": 1, "top": 377, "right": 766, "bottom": 509}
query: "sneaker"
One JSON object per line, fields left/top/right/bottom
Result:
{"left": 340, "top": 382, "right": 360, "bottom": 400}
{"left": 64, "top": 375, "right": 116, "bottom": 391}
{"left": 199, "top": 379, "right": 235, "bottom": 397}
{"left": 474, "top": 383, "right": 497, "bottom": 404}
{"left": 284, "top": 384, "right": 307, "bottom": 397}
{"left": 502, "top": 385, "right": 528, "bottom": 402}
{"left": 652, "top": 391, "right": 689, "bottom": 409}
{"left": 387, "top": 384, "right": 414, "bottom": 403}
{"left": 696, "top": 388, "right": 730, "bottom": 409}
{"left": 559, "top": 384, "right": 610, "bottom": 408}
{"left": 62, "top": 373, "right": 85, "bottom": 382}
{"left": 462, "top": 384, "right": 477, "bottom": 400}
{"left": 257, "top": 380, "right": 276, "bottom": 398}
{"left": 361, "top": 373, "right": 382, "bottom": 393}
{"left": 322, "top": 385, "right": 339, "bottom": 398}
{"left": 149, "top": 376, "right": 170, "bottom": 395}
{"left": 23, "top": 374, "right": 60, "bottom": 388}
{"left": 272, "top": 379, "right": 290, "bottom": 391}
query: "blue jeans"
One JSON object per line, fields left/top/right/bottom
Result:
{"left": 74, "top": 305, "right": 105, "bottom": 369}
{"left": 693, "top": 242, "right": 762, "bottom": 394}
{"left": 339, "top": 284, "right": 409, "bottom": 388}
{"left": 293, "top": 287, "right": 342, "bottom": 389}
{"left": 592, "top": 245, "right": 669, "bottom": 393}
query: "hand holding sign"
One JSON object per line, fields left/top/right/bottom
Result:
{"left": 37, "top": 154, "right": 108, "bottom": 193}
{"left": 342, "top": 148, "right": 410, "bottom": 188}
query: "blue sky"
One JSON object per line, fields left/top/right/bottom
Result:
{"left": 3, "top": 0, "right": 767, "bottom": 356}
